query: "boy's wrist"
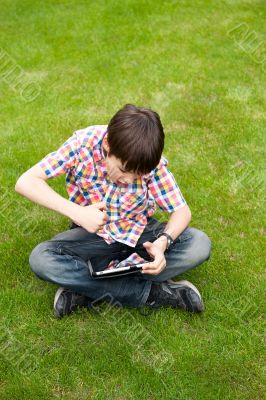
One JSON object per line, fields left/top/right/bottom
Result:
{"left": 153, "top": 236, "right": 168, "bottom": 252}
{"left": 59, "top": 199, "right": 81, "bottom": 220}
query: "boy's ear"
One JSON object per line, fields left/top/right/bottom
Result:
{"left": 103, "top": 137, "right": 110, "bottom": 153}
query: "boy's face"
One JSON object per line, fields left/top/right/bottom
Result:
{"left": 102, "top": 137, "right": 140, "bottom": 184}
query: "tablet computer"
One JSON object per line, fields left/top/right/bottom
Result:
{"left": 88, "top": 259, "right": 149, "bottom": 279}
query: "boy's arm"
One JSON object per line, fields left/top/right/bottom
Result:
{"left": 141, "top": 158, "right": 191, "bottom": 275}
{"left": 141, "top": 205, "right": 191, "bottom": 275}
{"left": 15, "top": 130, "right": 109, "bottom": 233}
{"left": 153, "top": 205, "right": 191, "bottom": 252}
{"left": 15, "top": 164, "right": 81, "bottom": 220}
{"left": 15, "top": 164, "right": 108, "bottom": 233}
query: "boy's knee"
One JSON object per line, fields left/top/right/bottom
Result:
{"left": 29, "top": 241, "right": 54, "bottom": 279}
{"left": 188, "top": 228, "right": 212, "bottom": 266}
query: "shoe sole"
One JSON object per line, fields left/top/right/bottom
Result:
{"left": 53, "top": 287, "right": 66, "bottom": 317}
{"left": 167, "top": 279, "right": 202, "bottom": 299}
{"left": 167, "top": 279, "right": 204, "bottom": 312}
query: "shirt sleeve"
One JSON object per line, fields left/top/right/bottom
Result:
{"left": 147, "top": 156, "right": 187, "bottom": 212}
{"left": 37, "top": 132, "right": 78, "bottom": 178}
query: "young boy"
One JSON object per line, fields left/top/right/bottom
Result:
{"left": 15, "top": 104, "right": 211, "bottom": 318}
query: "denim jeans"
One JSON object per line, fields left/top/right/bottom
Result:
{"left": 29, "top": 217, "right": 211, "bottom": 308}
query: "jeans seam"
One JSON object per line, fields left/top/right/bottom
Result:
{"left": 56, "top": 244, "right": 122, "bottom": 259}
{"left": 138, "top": 280, "right": 152, "bottom": 306}
{"left": 51, "top": 239, "right": 114, "bottom": 248}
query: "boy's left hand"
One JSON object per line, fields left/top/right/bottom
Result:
{"left": 141, "top": 241, "right": 167, "bottom": 275}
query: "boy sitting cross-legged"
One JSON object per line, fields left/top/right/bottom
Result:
{"left": 15, "top": 104, "right": 211, "bottom": 318}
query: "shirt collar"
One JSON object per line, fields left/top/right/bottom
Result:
{"left": 100, "top": 130, "right": 108, "bottom": 159}
{"left": 93, "top": 129, "right": 108, "bottom": 163}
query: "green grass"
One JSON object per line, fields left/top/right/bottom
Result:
{"left": 0, "top": 0, "right": 265, "bottom": 399}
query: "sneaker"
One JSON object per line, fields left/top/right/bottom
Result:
{"left": 145, "top": 280, "right": 204, "bottom": 313}
{"left": 54, "top": 287, "right": 94, "bottom": 318}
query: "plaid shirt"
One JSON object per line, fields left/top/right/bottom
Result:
{"left": 38, "top": 125, "right": 187, "bottom": 247}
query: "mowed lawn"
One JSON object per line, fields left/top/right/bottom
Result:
{"left": 0, "top": 0, "right": 265, "bottom": 399}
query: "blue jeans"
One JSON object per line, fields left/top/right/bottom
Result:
{"left": 29, "top": 217, "right": 211, "bottom": 308}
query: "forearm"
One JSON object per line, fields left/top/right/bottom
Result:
{"left": 15, "top": 174, "right": 79, "bottom": 220}
{"left": 153, "top": 205, "right": 192, "bottom": 252}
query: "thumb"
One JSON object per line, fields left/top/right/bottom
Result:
{"left": 143, "top": 241, "right": 152, "bottom": 247}
{"left": 94, "top": 201, "right": 107, "bottom": 210}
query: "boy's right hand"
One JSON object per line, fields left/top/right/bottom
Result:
{"left": 72, "top": 201, "right": 109, "bottom": 233}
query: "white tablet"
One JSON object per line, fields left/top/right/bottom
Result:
{"left": 88, "top": 260, "right": 149, "bottom": 279}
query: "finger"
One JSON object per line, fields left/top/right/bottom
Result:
{"left": 142, "top": 259, "right": 165, "bottom": 273}
{"left": 142, "top": 262, "right": 159, "bottom": 271}
{"left": 141, "top": 261, "right": 155, "bottom": 270}
{"left": 102, "top": 211, "right": 109, "bottom": 221}
{"left": 142, "top": 241, "right": 153, "bottom": 248}
{"left": 143, "top": 243, "right": 161, "bottom": 259}
{"left": 99, "top": 220, "right": 107, "bottom": 227}
{"left": 141, "top": 267, "right": 162, "bottom": 275}
{"left": 94, "top": 202, "right": 107, "bottom": 210}
{"left": 142, "top": 256, "right": 164, "bottom": 270}
{"left": 142, "top": 262, "right": 166, "bottom": 274}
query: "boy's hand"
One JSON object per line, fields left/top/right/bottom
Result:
{"left": 141, "top": 241, "right": 167, "bottom": 275}
{"left": 72, "top": 201, "right": 109, "bottom": 233}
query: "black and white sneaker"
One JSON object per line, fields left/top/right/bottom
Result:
{"left": 145, "top": 280, "right": 204, "bottom": 313}
{"left": 54, "top": 287, "right": 94, "bottom": 318}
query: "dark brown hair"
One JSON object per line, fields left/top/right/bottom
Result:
{"left": 106, "top": 104, "right": 165, "bottom": 175}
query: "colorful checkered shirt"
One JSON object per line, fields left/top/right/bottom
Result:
{"left": 38, "top": 125, "right": 187, "bottom": 247}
